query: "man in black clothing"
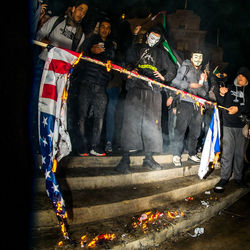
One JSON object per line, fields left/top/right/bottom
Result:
{"left": 214, "top": 67, "right": 250, "bottom": 192}
{"left": 115, "top": 25, "right": 176, "bottom": 174}
{"left": 76, "top": 18, "right": 116, "bottom": 156}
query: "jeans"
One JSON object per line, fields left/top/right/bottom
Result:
{"left": 78, "top": 80, "right": 107, "bottom": 149}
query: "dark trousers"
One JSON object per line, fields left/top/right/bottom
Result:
{"left": 172, "top": 101, "right": 203, "bottom": 156}
{"left": 106, "top": 87, "right": 119, "bottom": 143}
{"left": 78, "top": 80, "right": 107, "bottom": 150}
{"left": 221, "top": 126, "right": 246, "bottom": 181}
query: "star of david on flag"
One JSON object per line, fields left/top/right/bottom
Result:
{"left": 38, "top": 47, "right": 81, "bottom": 221}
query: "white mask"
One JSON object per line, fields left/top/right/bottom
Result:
{"left": 147, "top": 32, "right": 160, "bottom": 47}
{"left": 192, "top": 53, "right": 203, "bottom": 67}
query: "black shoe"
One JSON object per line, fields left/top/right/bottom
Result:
{"left": 143, "top": 158, "right": 162, "bottom": 170}
{"left": 114, "top": 158, "right": 131, "bottom": 174}
{"left": 214, "top": 179, "right": 228, "bottom": 193}
{"left": 234, "top": 179, "right": 249, "bottom": 188}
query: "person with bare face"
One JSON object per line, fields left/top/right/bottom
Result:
{"left": 76, "top": 18, "right": 116, "bottom": 156}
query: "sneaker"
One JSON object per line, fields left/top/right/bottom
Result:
{"left": 78, "top": 145, "right": 89, "bottom": 156}
{"left": 188, "top": 154, "right": 201, "bottom": 163}
{"left": 143, "top": 158, "right": 162, "bottom": 170}
{"left": 173, "top": 155, "right": 181, "bottom": 167}
{"left": 90, "top": 145, "right": 106, "bottom": 156}
{"left": 105, "top": 141, "right": 113, "bottom": 153}
{"left": 214, "top": 179, "right": 228, "bottom": 193}
{"left": 114, "top": 157, "right": 131, "bottom": 174}
{"left": 79, "top": 152, "right": 89, "bottom": 157}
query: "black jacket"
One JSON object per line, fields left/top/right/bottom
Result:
{"left": 216, "top": 79, "right": 250, "bottom": 128}
{"left": 78, "top": 34, "right": 116, "bottom": 86}
{"left": 125, "top": 43, "right": 176, "bottom": 91}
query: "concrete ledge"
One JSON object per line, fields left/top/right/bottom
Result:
{"left": 34, "top": 163, "right": 204, "bottom": 192}
{"left": 41, "top": 154, "right": 189, "bottom": 168}
{"left": 32, "top": 174, "right": 220, "bottom": 228}
{"left": 111, "top": 188, "right": 249, "bottom": 249}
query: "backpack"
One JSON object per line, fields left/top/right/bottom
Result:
{"left": 47, "top": 16, "right": 83, "bottom": 51}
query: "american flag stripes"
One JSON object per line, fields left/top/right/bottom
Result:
{"left": 38, "top": 47, "right": 80, "bottom": 221}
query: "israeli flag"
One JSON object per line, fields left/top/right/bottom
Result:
{"left": 198, "top": 107, "right": 221, "bottom": 179}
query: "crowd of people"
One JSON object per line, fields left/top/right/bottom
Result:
{"left": 30, "top": 0, "right": 250, "bottom": 191}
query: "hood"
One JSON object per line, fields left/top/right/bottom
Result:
{"left": 234, "top": 77, "right": 249, "bottom": 87}
{"left": 182, "top": 59, "right": 193, "bottom": 67}
{"left": 237, "top": 67, "right": 250, "bottom": 83}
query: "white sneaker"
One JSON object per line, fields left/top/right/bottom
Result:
{"left": 188, "top": 154, "right": 201, "bottom": 163}
{"left": 173, "top": 155, "right": 181, "bottom": 167}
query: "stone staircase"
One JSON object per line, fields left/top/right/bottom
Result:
{"left": 31, "top": 153, "right": 249, "bottom": 249}
{"left": 32, "top": 154, "right": 220, "bottom": 228}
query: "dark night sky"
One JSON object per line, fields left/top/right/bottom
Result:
{"left": 46, "top": 0, "right": 250, "bottom": 73}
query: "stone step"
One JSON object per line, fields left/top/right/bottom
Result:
{"left": 31, "top": 182, "right": 250, "bottom": 249}
{"left": 34, "top": 161, "right": 208, "bottom": 191}
{"left": 32, "top": 169, "right": 221, "bottom": 228}
{"left": 37, "top": 153, "right": 189, "bottom": 168}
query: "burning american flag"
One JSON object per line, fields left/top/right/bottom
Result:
{"left": 38, "top": 46, "right": 81, "bottom": 235}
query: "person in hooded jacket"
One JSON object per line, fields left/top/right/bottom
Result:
{"left": 214, "top": 67, "right": 250, "bottom": 192}
{"left": 171, "top": 50, "right": 209, "bottom": 167}
{"left": 114, "top": 25, "right": 176, "bottom": 174}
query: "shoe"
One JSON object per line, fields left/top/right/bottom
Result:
{"left": 143, "top": 158, "right": 162, "bottom": 170}
{"left": 173, "top": 155, "right": 181, "bottom": 167}
{"left": 78, "top": 145, "right": 89, "bottom": 156}
{"left": 114, "top": 158, "right": 131, "bottom": 174}
{"left": 214, "top": 179, "right": 228, "bottom": 193}
{"left": 234, "top": 179, "right": 249, "bottom": 188}
{"left": 79, "top": 152, "right": 89, "bottom": 157}
{"left": 90, "top": 145, "right": 106, "bottom": 156}
{"left": 188, "top": 154, "right": 201, "bottom": 163}
{"left": 105, "top": 141, "right": 113, "bottom": 153}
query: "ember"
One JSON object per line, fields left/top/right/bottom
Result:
{"left": 167, "top": 211, "right": 185, "bottom": 219}
{"left": 132, "top": 211, "right": 164, "bottom": 232}
{"left": 185, "top": 196, "right": 194, "bottom": 202}
{"left": 80, "top": 233, "right": 116, "bottom": 248}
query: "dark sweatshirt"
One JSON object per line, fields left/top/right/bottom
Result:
{"left": 216, "top": 78, "right": 250, "bottom": 128}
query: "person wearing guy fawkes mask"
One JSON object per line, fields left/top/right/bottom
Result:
{"left": 171, "top": 50, "right": 209, "bottom": 167}
{"left": 214, "top": 67, "right": 250, "bottom": 192}
{"left": 114, "top": 25, "right": 176, "bottom": 174}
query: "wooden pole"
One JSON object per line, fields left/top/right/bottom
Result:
{"left": 32, "top": 40, "right": 229, "bottom": 111}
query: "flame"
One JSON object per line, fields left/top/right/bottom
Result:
{"left": 58, "top": 241, "right": 63, "bottom": 246}
{"left": 106, "top": 60, "right": 112, "bottom": 72}
{"left": 58, "top": 221, "right": 69, "bottom": 239}
{"left": 133, "top": 211, "right": 164, "bottom": 232}
{"left": 73, "top": 52, "right": 83, "bottom": 68}
{"left": 167, "top": 211, "right": 185, "bottom": 219}
{"left": 52, "top": 159, "right": 57, "bottom": 173}
{"left": 86, "top": 233, "right": 116, "bottom": 248}
{"left": 56, "top": 201, "right": 67, "bottom": 219}
{"left": 185, "top": 196, "right": 194, "bottom": 202}
{"left": 80, "top": 235, "right": 87, "bottom": 247}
